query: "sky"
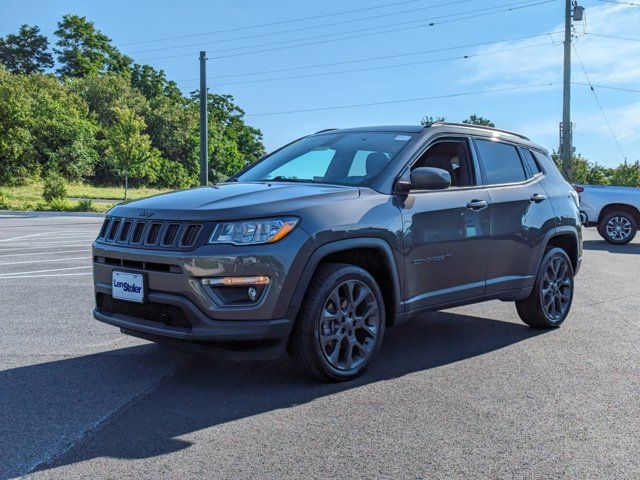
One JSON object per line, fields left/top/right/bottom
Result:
{"left": 2, "top": 0, "right": 639, "bottom": 167}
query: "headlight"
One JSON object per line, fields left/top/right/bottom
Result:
{"left": 208, "top": 217, "right": 298, "bottom": 245}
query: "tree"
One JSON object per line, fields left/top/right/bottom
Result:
{"left": 0, "top": 24, "right": 53, "bottom": 74}
{"left": 420, "top": 115, "right": 446, "bottom": 126}
{"left": 0, "top": 67, "right": 36, "bottom": 183}
{"left": 463, "top": 114, "right": 494, "bottom": 127}
{"left": 131, "top": 64, "right": 182, "bottom": 101}
{"left": 609, "top": 160, "right": 640, "bottom": 187}
{"left": 193, "top": 92, "right": 265, "bottom": 181}
{"left": 104, "top": 107, "right": 159, "bottom": 199}
{"left": 54, "top": 15, "right": 131, "bottom": 78}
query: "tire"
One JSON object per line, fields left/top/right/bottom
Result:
{"left": 598, "top": 211, "right": 637, "bottom": 244}
{"left": 516, "top": 247, "right": 574, "bottom": 329}
{"left": 288, "top": 263, "right": 386, "bottom": 382}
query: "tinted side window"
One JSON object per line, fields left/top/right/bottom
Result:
{"left": 521, "top": 149, "right": 541, "bottom": 177}
{"left": 476, "top": 139, "right": 526, "bottom": 185}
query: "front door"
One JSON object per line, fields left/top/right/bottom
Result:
{"left": 400, "top": 138, "right": 491, "bottom": 311}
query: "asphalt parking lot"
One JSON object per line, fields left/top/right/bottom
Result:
{"left": 1, "top": 212, "right": 638, "bottom": 479}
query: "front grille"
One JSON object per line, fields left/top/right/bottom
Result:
{"left": 162, "top": 224, "right": 180, "bottom": 246}
{"left": 131, "top": 222, "right": 146, "bottom": 244}
{"left": 97, "top": 293, "right": 191, "bottom": 330}
{"left": 107, "top": 219, "right": 121, "bottom": 241}
{"left": 96, "top": 216, "right": 207, "bottom": 251}
{"left": 118, "top": 220, "right": 132, "bottom": 242}
{"left": 181, "top": 225, "right": 201, "bottom": 247}
{"left": 145, "top": 223, "right": 162, "bottom": 245}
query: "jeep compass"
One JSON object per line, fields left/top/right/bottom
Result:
{"left": 93, "top": 123, "right": 582, "bottom": 381}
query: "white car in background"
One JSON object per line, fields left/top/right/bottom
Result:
{"left": 575, "top": 184, "right": 640, "bottom": 244}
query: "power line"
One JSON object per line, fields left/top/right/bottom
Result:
{"left": 129, "top": 0, "right": 473, "bottom": 54}
{"left": 138, "top": 0, "right": 556, "bottom": 62}
{"left": 595, "top": 0, "right": 639, "bottom": 6}
{"left": 121, "top": 0, "right": 436, "bottom": 46}
{"left": 205, "top": 42, "right": 555, "bottom": 87}
{"left": 244, "top": 82, "right": 558, "bottom": 117}
{"left": 173, "top": 31, "right": 562, "bottom": 82}
{"left": 573, "top": 82, "right": 640, "bottom": 94}
{"left": 584, "top": 32, "right": 640, "bottom": 42}
{"left": 572, "top": 45, "right": 626, "bottom": 161}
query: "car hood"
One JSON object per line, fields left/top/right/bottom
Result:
{"left": 108, "top": 182, "right": 361, "bottom": 221}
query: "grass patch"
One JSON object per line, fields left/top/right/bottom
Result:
{"left": 0, "top": 183, "right": 171, "bottom": 212}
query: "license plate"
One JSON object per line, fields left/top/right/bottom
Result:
{"left": 112, "top": 271, "right": 144, "bottom": 303}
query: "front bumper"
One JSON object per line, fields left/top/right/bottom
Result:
{"left": 94, "top": 283, "right": 292, "bottom": 345}
{"left": 92, "top": 227, "right": 314, "bottom": 351}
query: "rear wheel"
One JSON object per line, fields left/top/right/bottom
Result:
{"left": 516, "top": 247, "right": 574, "bottom": 329}
{"left": 598, "top": 211, "right": 637, "bottom": 244}
{"left": 288, "top": 263, "right": 385, "bottom": 381}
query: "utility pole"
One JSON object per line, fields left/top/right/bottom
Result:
{"left": 560, "top": 1, "right": 584, "bottom": 180}
{"left": 199, "top": 51, "right": 208, "bottom": 186}
{"left": 560, "top": 0, "right": 572, "bottom": 180}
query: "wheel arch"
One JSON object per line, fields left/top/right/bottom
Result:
{"left": 540, "top": 227, "right": 581, "bottom": 274}
{"left": 597, "top": 203, "right": 640, "bottom": 225}
{"left": 286, "top": 238, "right": 403, "bottom": 326}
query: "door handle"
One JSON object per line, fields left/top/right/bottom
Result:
{"left": 530, "top": 193, "right": 547, "bottom": 203}
{"left": 466, "top": 199, "right": 488, "bottom": 211}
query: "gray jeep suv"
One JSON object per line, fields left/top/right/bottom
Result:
{"left": 93, "top": 123, "right": 582, "bottom": 381}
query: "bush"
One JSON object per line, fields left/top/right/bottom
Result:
{"left": 47, "top": 197, "right": 71, "bottom": 211}
{"left": 43, "top": 172, "right": 67, "bottom": 202}
{"left": 74, "top": 198, "right": 95, "bottom": 212}
{"left": 0, "top": 190, "right": 11, "bottom": 209}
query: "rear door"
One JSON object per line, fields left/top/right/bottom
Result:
{"left": 401, "top": 137, "right": 491, "bottom": 310}
{"left": 474, "top": 138, "right": 555, "bottom": 294}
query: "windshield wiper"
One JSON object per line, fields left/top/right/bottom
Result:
{"left": 263, "top": 176, "right": 316, "bottom": 183}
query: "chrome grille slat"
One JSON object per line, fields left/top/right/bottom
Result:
{"left": 97, "top": 217, "right": 207, "bottom": 250}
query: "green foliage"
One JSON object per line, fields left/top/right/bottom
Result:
{"left": 0, "top": 24, "right": 53, "bottom": 74}
{"left": 47, "top": 197, "right": 71, "bottom": 211}
{"left": 420, "top": 115, "right": 446, "bottom": 126}
{"left": 75, "top": 198, "right": 95, "bottom": 211}
{"left": 0, "top": 15, "right": 265, "bottom": 193}
{"left": 54, "top": 15, "right": 131, "bottom": 78}
{"left": 131, "top": 63, "right": 182, "bottom": 101}
{"left": 43, "top": 171, "right": 67, "bottom": 202}
{"left": 608, "top": 160, "right": 640, "bottom": 187}
{"left": 104, "top": 107, "right": 160, "bottom": 195}
{"left": 199, "top": 92, "right": 265, "bottom": 181}
{"left": 0, "top": 190, "right": 10, "bottom": 209}
{"left": 463, "top": 114, "right": 495, "bottom": 127}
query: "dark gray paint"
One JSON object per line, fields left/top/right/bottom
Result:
{"left": 93, "top": 123, "right": 582, "bottom": 353}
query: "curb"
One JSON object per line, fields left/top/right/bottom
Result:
{"left": 0, "top": 210, "right": 106, "bottom": 218}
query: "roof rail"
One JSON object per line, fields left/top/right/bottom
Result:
{"left": 314, "top": 128, "right": 338, "bottom": 134}
{"left": 430, "top": 122, "right": 530, "bottom": 141}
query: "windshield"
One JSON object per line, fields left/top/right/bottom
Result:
{"left": 236, "top": 132, "right": 416, "bottom": 186}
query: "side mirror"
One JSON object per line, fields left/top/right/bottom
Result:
{"left": 410, "top": 167, "right": 451, "bottom": 190}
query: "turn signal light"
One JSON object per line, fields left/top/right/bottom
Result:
{"left": 201, "top": 276, "right": 270, "bottom": 286}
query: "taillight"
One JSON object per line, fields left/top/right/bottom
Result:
{"left": 573, "top": 185, "right": 584, "bottom": 193}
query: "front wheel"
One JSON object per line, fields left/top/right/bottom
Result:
{"left": 598, "top": 211, "right": 637, "bottom": 244}
{"left": 516, "top": 247, "right": 574, "bottom": 328}
{"left": 288, "top": 263, "right": 385, "bottom": 381}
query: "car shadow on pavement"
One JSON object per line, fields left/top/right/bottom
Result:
{"left": 3, "top": 311, "right": 545, "bottom": 477}
{"left": 582, "top": 239, "right": 640, "bottom": 254}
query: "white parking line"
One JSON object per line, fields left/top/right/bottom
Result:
{"left": 0, "top": 249, "right": 91, "bottom": 258}
{"left": 0, "top": 265, "right": 92, "bottom": 277}
{"left": 0, "top": 256, "right": 91, "bottom": 266}
{"left": 0, "top": 242, "right": 93, "bottom": 251}
{"left": 0, "top": 272, "right": 93, "bottom": 279}
{"left": 0, "top": 232, "right": 54, "bottom": 243}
